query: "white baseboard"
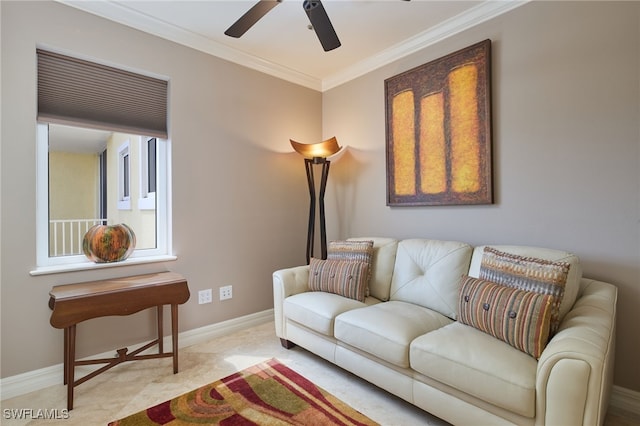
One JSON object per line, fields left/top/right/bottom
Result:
{"left": 0, "top": 309, "right": 274, "bottom": 401}
{"left": 610, "top": 385, "right": 640, "bottom": 418}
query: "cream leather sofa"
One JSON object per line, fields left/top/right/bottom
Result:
{"left": 273, "top": 238, "right": 617, "bottom": 426}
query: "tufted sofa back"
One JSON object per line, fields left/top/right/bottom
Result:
{"left": 389, "top": 239, "right": 473, "bottom": 319}
{"left": 347, "top": 238, "right": 582, "bottom": 323}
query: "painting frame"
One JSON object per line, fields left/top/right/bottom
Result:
{"left": 385, "top": 39, "right": 493, "bottom": 206}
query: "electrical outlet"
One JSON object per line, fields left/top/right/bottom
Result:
{"left": 198, "top": 289, "right": 212, "bottom": 304}
{"left": 219, "top": 285, "right": 232, "bottom": 301}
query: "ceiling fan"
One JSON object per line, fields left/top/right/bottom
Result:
{"left": 224, "top": 0, "right": 341, "bottom": 52}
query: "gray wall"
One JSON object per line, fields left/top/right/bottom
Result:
{"left": 1, "top": 1, "right": 319, "bottom": 377}
{"left": 322, "top": 1, "right": 640, "bottom": 391}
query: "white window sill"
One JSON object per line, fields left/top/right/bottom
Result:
{"left": 29, "top": 255, "right": 177, "bottom": 276}
{"left": 138, "top": 196, "right": 156, "bottom": 210}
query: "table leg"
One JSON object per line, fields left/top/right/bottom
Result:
{"left": 63, "top": 327, "right": 68, "bottom": 385}
{"left": 157, "top": 305, "right": 164, "bottom": 354}
{"left": 67, "top": 324, "right": 76, "bottom": 411}
{"left": 171, "top": 304, "right": 179, "bottom": 374}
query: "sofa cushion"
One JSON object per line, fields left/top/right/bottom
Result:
{"left": 389, "top": 239, "right": 472, "bottom": 319}
{"left": 469, "top": 245, "right": 581, "bottom": 328}
{"left": 458, "top": 275, "right": 553, "bottom": 358}
{"left": 284, "top": 292, "right": 372, "bottom": 337}
{"left": 308, "top": 258, "right": 370, "bottom": 302}
{"left": 335, "top": 301, "right": 453, "bottom": 368}
{"left": 410, "top": 322, "right": 538, "bottom": 417}
{"left": 348, "top": 237, "right": 398, "bottom": 301}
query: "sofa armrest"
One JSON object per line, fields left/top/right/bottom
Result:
{"left": 536, "top": 278, "right": 617, "bottom": 426}
{"left": 273, "top": 265, "right": 310, "bottom": 339}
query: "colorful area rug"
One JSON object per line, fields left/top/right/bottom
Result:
{"left": 108, "top": 358, "right": 378, "bottom": 425}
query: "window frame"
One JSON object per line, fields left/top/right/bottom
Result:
{"left": 33, "top": 123, "right": 174, "bottom": 275}
{"left": 117, "top": 140, "right": 131, "bottom": 210}
{"left": 138, "top": 137, "right": 157, "bottom": 211}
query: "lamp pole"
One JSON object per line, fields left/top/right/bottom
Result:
{"left": 304, "top": 157, "right": 331, "bottom": 264}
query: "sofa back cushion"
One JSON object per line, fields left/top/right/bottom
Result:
{"left": 468, "top": 245, "right": 582, "bottom": 327}
{"left": 390, "top": 239, "right": 473, "bottom": 319}
{"left": 348, "top": 237, "right": 399, "bottom": 301}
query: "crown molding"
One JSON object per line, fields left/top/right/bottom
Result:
{"left": 57, "top": 0, "right": 323, "bottom": 91}
{"left": 57, "top": 0, "right": 527, "bottom": 93}
{"left": 322, "top": 0, "right": 528, "bottom": 91}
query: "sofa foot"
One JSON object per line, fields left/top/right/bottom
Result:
{"left": 280, "top": 338, "right": 296, "bottom": 349}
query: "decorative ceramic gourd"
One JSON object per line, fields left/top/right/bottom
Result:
{"left": 82, "top": 223, "right": 136, "bottom": 263}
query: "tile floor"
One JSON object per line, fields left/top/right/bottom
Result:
{"left": 1, "top": 321, "right": 637, "bottom": 426}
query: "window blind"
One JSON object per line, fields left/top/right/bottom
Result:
{"left": 37, "top": 49, "right": 168, "bottom": 138}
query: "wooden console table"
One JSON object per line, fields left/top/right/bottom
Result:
{"left": 48, "top": 272, "right": 190, "bottom": 410}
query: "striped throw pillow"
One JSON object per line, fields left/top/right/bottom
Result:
{"left": 327, "top": 240, "right": 374, "bottom": 295}
{"left": 458, "top": 275, "right": 554, "bottom": 359}
{"left": 308, "top": 258, "right": 370, "bottom": 302}
{"left": 479, "top": 247, "right": 570, "bottom": 335}
{"left": 327, "top": 240, "right": 374, "bottom": 264}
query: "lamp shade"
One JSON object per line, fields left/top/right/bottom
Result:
{"left": 290, "top": 136, "right": 341, "bottom": 159}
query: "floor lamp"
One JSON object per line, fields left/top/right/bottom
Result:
{"left": 290, "top": 137, "right": 341, "bottom": 264}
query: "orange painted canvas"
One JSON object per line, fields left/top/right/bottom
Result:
{"left": 385, "top": 40, "right": 492, "bottom": 206}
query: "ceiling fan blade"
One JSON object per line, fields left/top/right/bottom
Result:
{"left": 303, "top": 0, "right": 341, "bottom": 52}
{"left": 225, "top": 0, "right": 281, "bottom": 38}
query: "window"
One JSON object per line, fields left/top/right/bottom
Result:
{"left": 118, "top": 141, "right": 131, "bottom": 210}
{"left": 139, "top": 137, "right": 157, "bottom": 210}
{"left": 33, "top": 49, "right": 172, "bottom": 274}
{"left": 36, "top": 123, "right": 172, "bottom": 272}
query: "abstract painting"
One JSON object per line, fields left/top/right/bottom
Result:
{"left": 385, "top": 39, "right": 493, "bottom": 206}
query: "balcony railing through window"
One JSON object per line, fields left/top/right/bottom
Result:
{"left": 49, "top": 219, "right": 106, "bottom": 257}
